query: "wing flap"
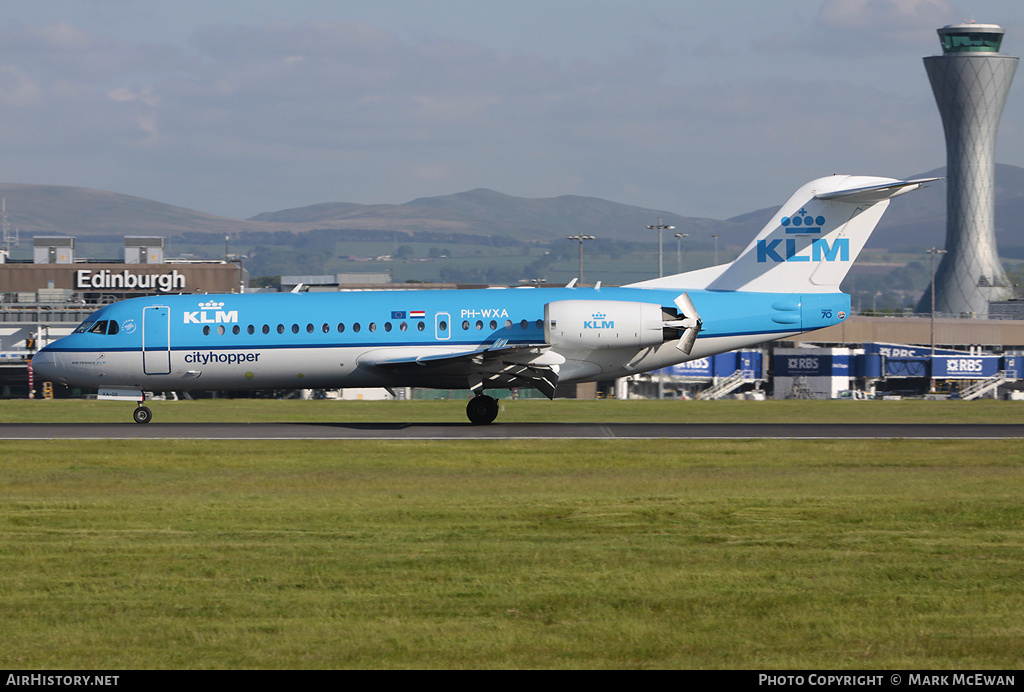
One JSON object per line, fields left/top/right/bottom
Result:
{"left": 361, "top": 342, "right": 561, "bottom": 399}
{"left": 365, "top": 342, "right": 546, "bottom": 368}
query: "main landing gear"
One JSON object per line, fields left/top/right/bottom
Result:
{"left": 133, "top": 404, "right": 152, "bottom": 424}
{"left": 466, "top": 394, "right": 499, "bottom": 425}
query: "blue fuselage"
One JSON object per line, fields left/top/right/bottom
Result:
{"left": 33, "top": 286, "right": 849, "bottom": 393}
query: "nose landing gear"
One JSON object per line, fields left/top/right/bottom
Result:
{"left": 133, "top": 404, "right": 152, "bottom": 424}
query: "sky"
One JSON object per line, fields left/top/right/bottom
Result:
{"left": 2, "top": 0, "right": 1024, "bottom": 221}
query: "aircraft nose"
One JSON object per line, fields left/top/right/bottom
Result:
{"left": 31, "top": 345, "right": 65, "bottom": 384}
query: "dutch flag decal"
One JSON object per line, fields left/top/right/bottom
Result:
{"left": 410, "top": 310, "right": 426, "bottom": 319}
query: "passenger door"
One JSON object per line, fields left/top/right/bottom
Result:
{"left": 142, "top": 306, "right": 171, "bottom": 375}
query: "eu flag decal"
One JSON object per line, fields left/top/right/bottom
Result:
{"left": 391, "top": 311, "right": 407, "bottom": 319}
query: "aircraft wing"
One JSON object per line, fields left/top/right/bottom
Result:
{"left": 362, "top": 341, "right": 561, "bottom": 399}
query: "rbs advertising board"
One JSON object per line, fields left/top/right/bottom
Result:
{"left": 932, "top": 356, "right": 1001, "bottom": 379}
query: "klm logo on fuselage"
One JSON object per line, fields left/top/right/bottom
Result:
{"left": 183, "top": 300, "right": 238, "bottom": 324}
{"left": 584, "top": 312, "right": 614, "bottom": 329}
{"left": 757, "top": 238, "right": 850, "bottom": 264}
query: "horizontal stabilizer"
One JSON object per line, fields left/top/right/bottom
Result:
{"left": 814, "top": 177, "right": 940, "bottom": 203}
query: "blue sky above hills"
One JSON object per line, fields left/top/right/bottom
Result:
{"left": 2, "top": 0, "right": 1023, "bottom": 220}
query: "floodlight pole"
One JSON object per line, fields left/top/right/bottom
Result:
{"left": 647, "top": 220, "right": 675, "bottom": 278}
{"left": 675, "top": 233, "right": 688, "bottom": 273}
{"left": 927, "top": 247, "right": 947, "bottom": 390}
{"left": 567, "top": 234, "right": 595, "bottom": 286}
{"left": 927, "top": 247, "right": 947, "bottom": 358}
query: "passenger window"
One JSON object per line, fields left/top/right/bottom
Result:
{"left": 535, "top": 319, "right": 543, "bottom": 329}
{"left": 369, "top": 323, "right": 377, "bottom": 332}
{"left": 489, "top": 320, "right": 497, "bottom": 330}
{"left": 247, "top": 325, "right": 255, "bottom": 335}
{"left": 262, "top": 324, "right": 270, "bottom": 335}
{"left": 384, "top": 322, "right": 392, "bottom": 332}
{"left": 291, "top": 324, "right": 299, "bottom": 334}
{"left": 217, "top": 325, "right": 225, "bottom": 336}
{"left": 277, "top": 324, "right": 285, "bottom": 334}
{"left": 462, "top": 321, "right": 470, "bottom": 330}
{"left": 520, "top": 320, "right": 528, "bottom": 329}
{"left": 417, "top": 322, "right": 425, "bottom": 331}
{"left": 505, "top": 320, "right": 512, "bottom": 329}
{"left": 233, "top": 325, "right": 240, "bottom": 335}
{"left": 322, "top": 323, "right": 330, "bottom": 333}
{"left": 337, "top": 323, "right": 345, "bottom": 333}
{"left": 353, "top": 323, "right": 361, "bottom": 332}
{"left": 203, "top": 326, "right": 210, "bottom": 336}
{"left": 399, "top": 322, "right": 408, "bottom": 332}
{"left": 475, "top": 320, "right": 483, "bottom": 330}
{"left": 306, "top": 323, "right": 314, "bottom": 333}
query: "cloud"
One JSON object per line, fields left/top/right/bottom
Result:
{"left": 0, "top": 65, "right": 42, "bottom": 107}
{"left": 108, "top": 85, "right": 158, "bottom": 106}
{"left": 752, "top": 0, "right": 961, "bottom": 56}
{"left": 36, "top": 21, "right": 95, "bottom": 50}
{"left": 0, "top": 21, "right": 182, "bottom": 82}
{"left": 816, "top": 0, "right": 959, "bottom": 29}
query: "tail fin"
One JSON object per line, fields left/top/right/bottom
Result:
{"left": 629, "top": 175, "right": 936, "bottom": 293}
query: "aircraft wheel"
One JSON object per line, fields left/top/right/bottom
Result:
{"left": 133, "top": 406, "right": 153, "bottom": 424}
{"left": 466, "top": 395, "right": 499, "bottom": 425}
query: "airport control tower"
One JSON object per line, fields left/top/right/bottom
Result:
{"left": 917, "top": 23, "right": 1017, "bottom": 317}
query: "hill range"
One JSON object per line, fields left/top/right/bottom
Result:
{"left": 0, "top": 165, "right": 1022, "bottom": 255}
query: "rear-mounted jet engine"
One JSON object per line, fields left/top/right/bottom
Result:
{"left": 544, "top": 294, "right": 701, "bottom": 354}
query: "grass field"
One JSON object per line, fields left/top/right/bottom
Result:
{"left": 1, "top": 400, "right": 1023, "bottom": 669}
{"left": 2, "top": 396, "right": 1023, "bottom": 424}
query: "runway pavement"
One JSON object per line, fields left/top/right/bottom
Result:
{"left": 1, "top": 422, "right": 1023, "bottom": 439}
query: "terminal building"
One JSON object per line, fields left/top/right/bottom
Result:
{"left": 635, "top": 340, "right": 1022, "bottom": 402}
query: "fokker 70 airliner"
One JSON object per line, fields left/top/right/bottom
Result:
{"left": 32, "top": 175, "right": 933, "bottom": 424}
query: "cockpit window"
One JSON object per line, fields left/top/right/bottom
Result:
{"left": 74, "top": 320, "right": 119, "bottom": 335}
